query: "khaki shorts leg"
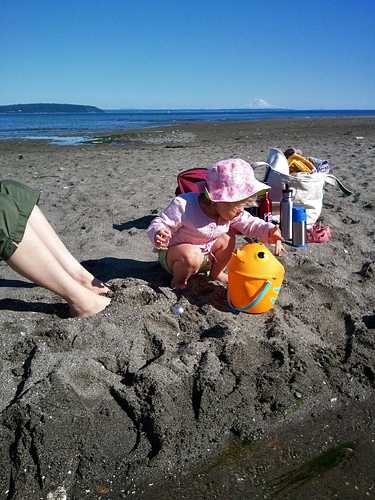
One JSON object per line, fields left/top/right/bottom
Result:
{"left": 0, "top": 180, "right": 40, "bottom": 260}
{"left": 158, "top": 249, "right": 210, "bottom": 275}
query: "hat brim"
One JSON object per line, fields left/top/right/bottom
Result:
{"left": 207, "top": 180, "right": 270, "bottom": 202}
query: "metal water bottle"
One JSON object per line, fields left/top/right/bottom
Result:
{"left": 280, "top": 183, "right": 293, "bottom": 240}
{"left": 292, "top": 206, "right": 307, "bottom": 247}
{"left": 257, "top": 192, "right": 272, "bottom": 222}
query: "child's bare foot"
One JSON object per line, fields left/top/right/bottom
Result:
{"left": 70, "top": 295, "right": 111, "bottom": 318}
{"left": 170, "top": 278, "right": 187, "bottom": 290}
{"left": 210, "top": 271, "right": 228, "bottom": 284}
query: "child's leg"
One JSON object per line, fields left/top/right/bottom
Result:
{"left": 209, "top": 231, "right": 236, "bottom": 284}
{"left": 166, "top": 243, "right": 204, "bottom": 289}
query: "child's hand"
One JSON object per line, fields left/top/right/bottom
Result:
{"left": 269, "top": 225, "right": 286, "bottom": 256}
{"left": 155, "top": 228, "right": 171, "bottom": 250}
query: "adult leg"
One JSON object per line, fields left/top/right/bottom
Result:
{"left": 209, "top": 231, "right": 236, "bottom": 284}
{"left": 166, "top": 243, "right": 204, "bottom": 289}
{"left": 6, "top": 222, "right": 110, "bottom": 318}
{"left": 27, "top": 206, "right": 109, "bottom": 294}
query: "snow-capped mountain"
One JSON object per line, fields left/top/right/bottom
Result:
{"left": 243, "top": 99, "right": 278, "bottom": 109}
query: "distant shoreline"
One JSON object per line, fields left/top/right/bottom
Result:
{"left": 2, "top": 104, "right": 375, "bottom": 115}
{"left": 1, "top": 110, "right": 375, "bottom": 145}
{"left": 0, "top": 103, "right": 104, "bottom": 114}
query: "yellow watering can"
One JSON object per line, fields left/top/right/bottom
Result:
{"left": 227, "top": 242, "right": 285, "bottom": 314}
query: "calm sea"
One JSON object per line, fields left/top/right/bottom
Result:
{"left": 1, "top": 108, "right": 374, "bottom": 145}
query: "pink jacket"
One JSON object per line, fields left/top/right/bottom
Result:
{"left": 147, "top": 192, "right": 275, "bottom": 253}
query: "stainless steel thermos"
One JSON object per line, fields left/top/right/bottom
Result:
{"left": 280, "top": 183, "right": 293, "bottom": 240}
{"left": 292, "top": 206, "right": 307, "bottom": 247}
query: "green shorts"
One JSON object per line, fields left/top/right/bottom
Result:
{"left": 0, "top": 180, "right": 40, "bottom": 261}
{"left": 158, "top": 249, "right": 210, "bottom": 275}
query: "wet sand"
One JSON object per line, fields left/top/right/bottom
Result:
{"left": 0, "top": 116, "right": 374, "bottom": 499}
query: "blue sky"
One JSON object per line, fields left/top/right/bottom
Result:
{"left": 1, "top": 0, "right": 374, "bottom": 110}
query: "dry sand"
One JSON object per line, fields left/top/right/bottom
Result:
{"left": 0, "top": 116, "right": 375, "bottom": 499}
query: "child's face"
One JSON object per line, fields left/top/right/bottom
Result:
{"left": 215, "top": 197, "right": 254, "bottom": 221}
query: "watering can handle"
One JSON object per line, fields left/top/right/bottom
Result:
{"left": 227, "top": 281, "right": 271, "bottom": 312}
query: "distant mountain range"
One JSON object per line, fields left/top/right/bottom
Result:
{"left": 0, "top": 103, "right": 104, "bottom": 113}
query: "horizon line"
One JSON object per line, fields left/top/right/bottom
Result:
{"left": 1, "top": 103, "right": 375, "bottom": 112}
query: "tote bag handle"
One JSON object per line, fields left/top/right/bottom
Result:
{"left": 251, "top": 161, "right": 272, "bottom": 184}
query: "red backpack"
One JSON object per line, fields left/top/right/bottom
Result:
{"left": 175, "top": 168, "right": 207, "bottom": 196}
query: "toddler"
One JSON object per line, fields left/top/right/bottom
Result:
{"left": 147, "top": 158, "right": 285, "bottom": 289}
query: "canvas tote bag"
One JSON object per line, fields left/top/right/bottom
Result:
{"left": 252, "top": 154, "right": 353, "bottom": 228}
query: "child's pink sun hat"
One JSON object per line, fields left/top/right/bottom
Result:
{"left": 204, "top": 158, "right": 270, "bottom": 202}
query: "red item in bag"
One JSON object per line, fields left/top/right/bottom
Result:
{"left": 257, "top": 192, "right": 272, "bottom": 222}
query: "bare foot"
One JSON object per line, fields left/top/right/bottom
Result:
{"left": 74, "top": 268, "right": 110, "bottom": 295}
{"left": 91, "top": 277, "right": 111, "bottom": 294}
{"left": 70, "top": 295, "right": 111, "bottom": 318}
{"left": 210, "top": 271, "right": 228, "bottom": 284}
{"left": 170, "top": 278, "right": 187, "bottom": 290}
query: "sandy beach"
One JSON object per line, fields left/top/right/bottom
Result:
{"left": 1, "top": 116, "right": 375, "bottom": 499}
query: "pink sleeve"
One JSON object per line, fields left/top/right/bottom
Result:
{"left": 147, "top": 197, "right": 186, "bottom": 246}
{"left": 231, "top": 211, "right": 275, "bottom": 244}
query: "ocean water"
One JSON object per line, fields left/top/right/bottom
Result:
{"left": 1, "top": 108, "right": 374, "bottom": 145}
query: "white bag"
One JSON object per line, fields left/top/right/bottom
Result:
{"left": 252, "top": 160, "right": 353, "bottom": 228}
{"left": 266, "top": 148, "right": 289, "bottom": 175}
